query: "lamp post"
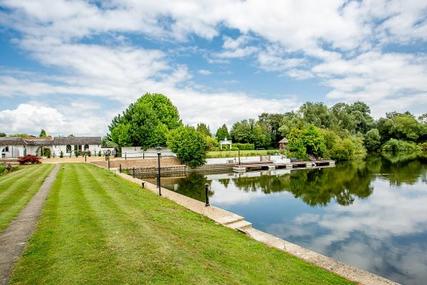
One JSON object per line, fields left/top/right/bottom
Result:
{"left": 156, "top": 146, "right": 162, "bottom": 196}
{"left": 238, "top": 147, "right": 241, "bottom": 165}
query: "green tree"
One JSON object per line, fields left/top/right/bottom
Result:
{"left": 299, "top": 102, "right": 332, "bottom": 129}
{"left": 258, "top": 113, "right": 285, "bottom": 146}
{"left": 108, "top": 93, "right": 181, "bottom": 148}
{"left": 167, "top": 126, "right": 208, "bottom": 168}
{"left": 364, "top": 129, "right": 381, "bottom": 152}
{"left": 196, "top": 123, "right": 211, "bottom": 137}
{"left": 215, "top": 124, "right": 229, "bottom": 141}
{"left": 288, "top": 125, "right": 326, "bottom": 159}
{"left": 230, "top": 119, "right": 271, "bottom": 148}
{"left": 278, "top": 112, "right": 305, "bottom": 138}
{"left": 39, "top": 129, "right": 47, "bottom": 137}
{"left": 377, "top": 113, "right": 422, "bottom": 142}
{"left": 330, "top": 101, "right": 373, "bottom": 134}
{"left": 0, "top": 132, "right": 6, "bottom": 137}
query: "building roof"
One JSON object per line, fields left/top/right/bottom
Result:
{"left": 278, "top": 138, "right": 288, "bottom": 144}
{"left": 0, "top": 137, "right": 24, "bottom": 146}
{"left": 53, "top": 137, "right": 102, "bottom": 145}
{"left": 0, "top": 136, "right": 101, "bottom": 146}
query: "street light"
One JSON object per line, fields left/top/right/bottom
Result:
{"left": 156, "top": 146, "right": 162, "bottom": 196}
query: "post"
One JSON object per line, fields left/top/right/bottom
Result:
{"left": 107, "top": 156, "right": 110, "bottom": 170}
{"left": 141, "top": 181, "right": 145, "bottom": 189}
{"left": 132, "top": 167, "right": 135, "bottom": 178}
{"left": 205, "top": 184, "right": 210, "bottom": 207}
{"left": 157, "top": 150, "right": 161, "bottom": 196}
{"left": 238, "top": 148, "right": 241, "bottom": 165}
{"left": 125, "top": 152, "right": 127, "bottom": 160}
{"left": 84, "top": 153, "right": 87, "bottom": 163}
{"left": 119, "top": 164, "right": 122, "bottom": 173}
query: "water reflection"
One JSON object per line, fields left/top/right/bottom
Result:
{"left": 158, "top": 157, "right": 427, "bottom": 284}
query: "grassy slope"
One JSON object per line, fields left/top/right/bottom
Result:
{"left": 0, "top": 164, "right": 53, "bottom": 232}
{"left": 207, "top": 149, "right": 280, "bottom": 158}
{"left": 10, "top": 164, "right": 353, "bottom": 285}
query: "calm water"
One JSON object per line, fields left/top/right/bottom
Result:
{"left": 148, "top": 157, "right": 427, "bottom": 285}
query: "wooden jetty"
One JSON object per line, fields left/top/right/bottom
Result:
{"left": 232, "top": 160, "right": 335, "bottom": 173}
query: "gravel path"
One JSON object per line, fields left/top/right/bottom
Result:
{"left": 0, "top": 164, "right": 60, "bottom": 285}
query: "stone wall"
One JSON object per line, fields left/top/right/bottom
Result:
{"left": 92, "top": 157, "right": 181, "bottom": 169}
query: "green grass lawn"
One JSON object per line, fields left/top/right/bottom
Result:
{"left": 207, "top": 149, "right": 281, "bottom": 158}
{"left": 0, "top": 164, "right": 53, "bottom": 232}
{"left": 10, "top": 164, "right": 353, "bottom": 285}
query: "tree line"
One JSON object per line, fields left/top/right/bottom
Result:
{"left": 106, "top": 93, "right": 427, "bottom": 166}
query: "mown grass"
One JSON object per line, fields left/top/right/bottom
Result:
{"left": 207, "top": 149, "right": 281, "bottom": 158}
{"left": 10, "top": 164, "right": 353, "bottom": 285}
{"left": 0, "top": 164, "right": 53, "bottom": 232}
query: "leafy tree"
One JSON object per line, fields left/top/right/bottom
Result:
{"left": 287, "top": 125, "right": 326, "bottom": 159}
{"left": 0, "top": 132, "right": 6, "bottom": 137}
{"left": 196, "top": 123, "right": 211, "bottom": 137}
{"left": 215, "top": 124, "right": 229, "bottom": 141}
{"left": 258, "top": 113, "right": 285, "bottom": 146}
{"left": 167, "top": 126, "right": 208, "bottom": 168}
{"left": 299, "top": 102, "right": 332, "bottom": 129}
{"left": 382, "top": 139, "right": 420, "bottom": 153}
{"left": 377, "top": 113, "right": 422, "bottom": 142}
{"left": 364, "top": 129, "right": 381, "bottom": 152}
{"left": 330, "top": 101, "right": 373, "bottom": 134}
{"left": 109, "top": 93, "right": 181, "bottom": 148}
{"left": 39, "top": 129, "right": 47, "bottom": 137}
{"left": 278, "top": 112, "right": 305, "bottom": 138}
{"left": 230, "top": 119, "right": 271, "bottom": 148}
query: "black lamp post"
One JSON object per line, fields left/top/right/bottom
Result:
{"left": 156, "top": 146, "right": 161, "bottom": 196}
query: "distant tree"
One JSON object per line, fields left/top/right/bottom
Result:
{"left": 196, "top": 123, "right": 211, "bottom": 137}
{"left": 330, "top": 101, "right": 373, "bottom": 134}
{"left": 418, "top": 113, "right": 427, "bottom": 124}
{"left": 215, "top": 124, "right": 229, "bottom": 141}
{"left": 278, "top": 112, "right": 306, "bottom": 138}
{"left": 108, "top": 93, "right": 181, "bottom": 148}
{"left": 167, "top": 126, "right": 208, "bottom": 168}
{"left": 377, "top": 113, "right": 422, "bottom": 142}
{"left": 230, "top": 119, "right": 271, "bottom": 148}
{"left": 258, "top": 113, "right": 285, "bottom": 146}
{"left": 39, "top": 129, "right": 47, "bottom": 137}
{"left": 299, "top": 102, "right": 332, "bottom": 129}
{"left": 287, "top": 125, "right": 326, "bottom": 159}
{"left": 0, "top": 132, "right": 6, "bottom": 137}
{"left": 364, "top": 129, "right": 381, "bottom": 152}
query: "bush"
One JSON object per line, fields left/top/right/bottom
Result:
{"left": 232, "top": 143, "right": 255, "bottom": 150}
{"left": 60, "top": 151, "right": 64, "bottom": 158}
{"left": 18, "top": 155, "right": 41, "bottom": 165}
{"left": 382, "top": 139, "right": 420, "bottom": 153}
{"left": 167, "top": 126, "right": 208, "bottom": 168}
{"left": 420, "top": 142, "right": 427, "bottom": 152}
{"left": 98, "top": 150, "right": 102, "bottom": 157}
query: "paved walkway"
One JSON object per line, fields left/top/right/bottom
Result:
{"left": 0, "top": 164, "right": 60, "bottom": 285}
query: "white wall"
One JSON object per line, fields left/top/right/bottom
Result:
{"left": 1, "top": 145, "right": 26, "bottom": 158}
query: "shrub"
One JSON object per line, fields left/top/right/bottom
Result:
{"left": 98, "top": 150, "right": 102, "bottom": 157}
{"left": 420, "top": 142, "right": 427, "bottom": 152}
{"left": 60, "top": 151, "right": 64, "bottom": 158}
{"left": 232, "top": 143, "right": 255, "bottom": 150}
{"left": 382, "top": 139, "right": 420, "bottom": 153}
{"left": 167, "top": 126, "right": 208, "bottom": 168}
{"left": 18, "top": 155, "right": 41, "bottom": 165}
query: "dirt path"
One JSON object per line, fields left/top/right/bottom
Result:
{"left": 0, "top": 164, "right": 60, "bottom": 285}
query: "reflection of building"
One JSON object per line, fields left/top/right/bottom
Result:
{"left": 278, "top": 138, "right": 288, "bottom": 150}
{"left": 0, "top": 136, "right": 102, "bottom": 158}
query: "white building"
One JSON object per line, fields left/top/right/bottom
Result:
{"left": 0, "top": 136, "right": 102, "bottom": 158}
{"left": 121, "top": 146, "right": 176, "bottom": 158}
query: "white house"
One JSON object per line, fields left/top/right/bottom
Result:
{"left": 121, "top": 146, "right": 176, "bottom": 158}
{"left": 0, "top": 136, "right": 102, "bottom": 158}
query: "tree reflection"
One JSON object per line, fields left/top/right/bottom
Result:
{"left": 171, "top": 157, "right": 426, "bottom": 207}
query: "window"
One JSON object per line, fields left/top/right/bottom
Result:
{"left": 66, "top": 145, "right": 72, "bottom": 153}
{"left": 3, "top": 146, "right": 9, "bottom": 152}
{"left": 84, "top": 144, "right": 89, "bottom": 150}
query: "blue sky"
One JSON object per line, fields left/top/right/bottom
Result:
{"left": 0, "top": 0, "right": 426, "bottom": 136}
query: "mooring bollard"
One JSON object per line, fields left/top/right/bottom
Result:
{"left": 205, "top": 184, "right": 210, "bottom": 207}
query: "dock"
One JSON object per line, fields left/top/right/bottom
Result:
{"left": 232, "top": 160, "right": 335, "bottom": 173}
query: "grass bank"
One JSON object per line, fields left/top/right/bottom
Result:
{"left": 0, "top": 164, "right": 53, "bottom": 232}
{"left": 207, "top": 149, "right": 280, "bottom": 158}
{"left": 10, "top": 164, "right": 352, "bottom": 284}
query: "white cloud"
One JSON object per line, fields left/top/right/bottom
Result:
{"left": 0, "top": 0, "right": 426, "bottom": 134}
{"left": 198, "top": 69, "right": 212, "bottom": 75}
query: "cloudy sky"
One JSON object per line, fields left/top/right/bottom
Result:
{"left": 0, "top": 0, "right": 426, "bottom": 136}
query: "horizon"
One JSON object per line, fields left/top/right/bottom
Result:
{"left": 0, "top": 1, "right": 426, "bottom": 136}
